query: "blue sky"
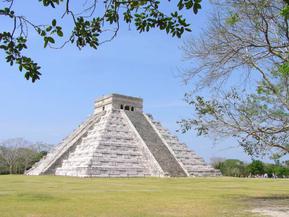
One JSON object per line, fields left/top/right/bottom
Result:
{"left": 0, "top": 1, "right": 256, "bottom": 162}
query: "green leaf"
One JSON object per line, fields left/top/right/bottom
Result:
{"left": 281, "top": 5, "right": 289, "bottom": 19}
{"left": 46, "top": 26, "right": 52, "bottom": 32}
{"left": 44, "top": 38, "right": 48, "bottom": 48}
{"left": 52, "top": 19, "right": 57, "bottom": 27}
{"left": 48, "top": 37, "right": 55, "bottom": 44}
{"left": 57, "top": 30, "right": 63, "bottom": 37}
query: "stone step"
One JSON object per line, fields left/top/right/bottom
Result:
{"left": 125, "top": 111, "right": 186, "bottom": 177}
{"left": 26, "top": 113, "right": 104, "bottom": 175}
{"left": 146, "top": 114, "right": 221, "bottom": 177}
{"left": 53, "top": 110, "right": 151, "bottom": 177}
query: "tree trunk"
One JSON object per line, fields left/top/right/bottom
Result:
{"left": 9, "top": 165, "right": 13, "bottom": 174}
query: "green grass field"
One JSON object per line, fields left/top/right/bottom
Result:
{"left": 0, "top": 176, "right": 288, "bottom": 217}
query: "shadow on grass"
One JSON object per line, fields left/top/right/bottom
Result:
{"left": 16, "top": 193, "right": 65, "bottom": 202}
{"left": 250, "top": 195, "right": 289, "bottom": 200}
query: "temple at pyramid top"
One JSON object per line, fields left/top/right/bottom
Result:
{"left": 94, "top": 93, "right": 143, "bottom": 114}
{"left": 26, "top": 93, "right": 220, "bottom": 177}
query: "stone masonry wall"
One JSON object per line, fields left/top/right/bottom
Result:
{"left": 145, "top": 114, "right": 221, "bottom": 177}
{"left": 56, "top": 109, "right": 157, "bottom": 177}
{"left": 26, "top": 113, "right": 103, "bottom": 175}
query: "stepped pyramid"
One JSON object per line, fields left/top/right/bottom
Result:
{"left": 26, "top": 94, "right": 220, "bottom": 177}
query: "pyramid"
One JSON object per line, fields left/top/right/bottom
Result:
{"left": 26, "top": 94, "right": 220, "bottom": 177}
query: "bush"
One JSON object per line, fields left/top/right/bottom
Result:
{"left": 212, "top": 158, "right": 289, "bottom": 178}
{"left": 247, "top": 160, "right": 265, "bottom": 175}
{"left": 265, "top": 164, "right": 289, "bottom": 178}
{"left": 216, "top": 159, "right": 247, "bottom": 177}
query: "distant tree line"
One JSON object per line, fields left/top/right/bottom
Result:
{"left": 211, "top": 158, "right": 289, "bottom": 178}
{"left": 0, "top": 138, "right": 51, "bottom": 174}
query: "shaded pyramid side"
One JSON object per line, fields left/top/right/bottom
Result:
{"left": 145, "top": 114, "right": 221, "bottom": 177}
{"left": 26, "top": 113, "right": 103, "bottom": 175}
{"left": 55, "top": 109, "right": 164, "bottom": 177}
{"left": 124, "top": 111, "right": 187, "bottom": 177}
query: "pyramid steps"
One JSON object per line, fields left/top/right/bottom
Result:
{"left": 146, "top": 115, "right": 221, "bottom": 177}
{"left": 27, "top": 94, "right": 220, "bottom": 177}
{"left": 26, "top": 113, "right": 104, "bottom": 175}
{"left": 125, "top": 111, "right": 186, "bottom": 177}
{"left": 55, "top": 110, "right": 154, "bottom": 177}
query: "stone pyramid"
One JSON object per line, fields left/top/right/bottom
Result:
{"left": 26, "top": 94, "right": 220, "bottom": 177}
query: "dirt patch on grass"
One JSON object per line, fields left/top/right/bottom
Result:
{"left": 252, "top": 207, "right": 289, "bottom": 217}
{"left": 248, "top": 196, "right": 289, "bottom": 217}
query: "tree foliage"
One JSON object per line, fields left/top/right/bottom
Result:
{"left": 180, "top": 0, "right": 289, "bottom": 158}
{"left": 247, "top": 160, "right": 265, "bottom": 175}
{"left": 214, "top": 159, "right": 247, "bottom": 177}
{"left": 0, "top": 138, "right": 50, "bottom": 174}
{"left": 0, "top": 0, "right": 202, "bottom": 82}
{"left": 213, "top": 158, "right": 289, "bottom": 177}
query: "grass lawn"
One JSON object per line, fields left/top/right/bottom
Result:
{"left": 0, "top": 176, "right": 289, "bottom": 217}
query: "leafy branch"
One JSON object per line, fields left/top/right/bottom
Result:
{"left": 0, "top": 0, "right": 202, "bottom": 82}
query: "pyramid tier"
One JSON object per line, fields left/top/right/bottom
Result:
{"left": 146, "top": 115, "right": 221, "bottom": 177}
{"left": 55, "top": 110, "right": 158, "bottom": 177}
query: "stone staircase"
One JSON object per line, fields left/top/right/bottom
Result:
{"left": 125, "top": 111, "right": 187, "bottom": 177}
{"left": 56, "top": 109, "right": 152, "bottom": 177}
{"left": 55, "top": 111, "right": 109, "bottom": 176}
{"left": 26, "top": 112, "right": 104, "bottom": 175}
{"left": 146, "top": 115, "right": 221, "bottom": 177}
